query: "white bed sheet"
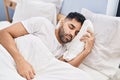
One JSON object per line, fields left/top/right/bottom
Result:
{"left": 0, "top": 22, "right": 92, "bottom": 80}
{"left": 0, "top": 48, "right": 92, "bottom": 80}
{"left": 79, "top": 64, "right": 109, "bottom": 80}
{"left": 0, "top": 20, "right": 119, "bottom": 80}
{"left": 0, "top": 21, "right": 11, "bottom": 29}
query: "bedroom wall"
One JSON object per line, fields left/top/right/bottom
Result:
{"left": 0, "top": 0, "right": 6, "bottom": 21}
{"left": 0, "top": 0, "right": 14, "bottom": 21}
{"left": 60, "top": 0, "right": 108, "bottom": 15}
{"left": 0, "top": 0, "right": 119, "bottom": 21}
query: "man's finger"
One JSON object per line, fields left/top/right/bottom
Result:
{"left": 26, "top": 72, "right": 31, "bottom": 80}
{"left": 21, "top": 74, "right": 26, "bottom": 78}
{"left": 31, "top": 66, "right": 36, "bottom": 75}
{"left": 82, "top": 33, "right": 91, "bottom": 38}
{"left": 87, "top": 29, "right": 94, "bottom": 36}
{"left": 29, "top": 71, "right": 34, "bottom": 79}
{"left": 80, "top": 37, "right": 88, "bottom": 42}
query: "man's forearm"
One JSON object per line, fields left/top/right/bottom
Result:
{"left": 68, "top": 29, "right": 95, "bottom": 67}
{"left": 0, "top": 30, "right": 25, "bottom": 63}
{"left": 59, "top": 49, "right": 90, "bottom": 67}
{"left": 67, "top": 49, "right": 90, "bottom": 67}
{"left": 0, "top": 23, "right": 36, "bottom": 80}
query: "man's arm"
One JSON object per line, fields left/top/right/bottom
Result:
{"left": 0, "top": 22, "right": 35, "bottom": 80}
{"left": 59, "top": 50, "right": 91, "bottom": 67}
{"left": 57, "top": 14, "right": 65, "bottom": 22}
{"left": 59, "top": 30, "right": 95, "bottom": 67}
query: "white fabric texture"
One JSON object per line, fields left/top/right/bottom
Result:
{"left": 79, "top": 63, "right": 109, "bottom": 80}
{"left": 41, "top": 0, "right": 63, "bottom": 13}
{"left": 27, "top": 0, "right": 63, "bottom": 14}
{"left": 17, "top": 0, "right": 63, "bottom": 14}
{"left": 81, "top": 8, "right": 120, "bottom": 79}
{"left": 0, "top": 30, "right": 93, "bottom": 80}
{"left": 21, "top": 17, "right": 66, "bottom": 58}
{"left": 0, "top": 21, "right": 11, "bottom": 29}
{"left": 13, "top": 0, "right": 57, "bottom": 25}
{"left": 63, "top": 20, "right": 94, "bottom": 61}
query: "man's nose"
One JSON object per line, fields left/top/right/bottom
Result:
{"left": 70, "top": 30, "right": 75, "bottom": 38}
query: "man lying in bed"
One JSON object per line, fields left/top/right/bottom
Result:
{"left": 0, "top": 12, "right": 94, "bottom": 80}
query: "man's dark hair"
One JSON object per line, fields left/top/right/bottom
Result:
{"left": 66, "top": 12, "right": 86, "bottom": 25}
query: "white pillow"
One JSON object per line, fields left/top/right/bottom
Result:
{"left": 81, "top": 8, "right": 120, "bottom": 79}
{"left": 63, "top": 20, "right": 94, "bottom": 61}
{"left": 17, "top": 0, "right": 63, "bottom": 14}
{"left": 32, "top": 0, "right": 63, "bottom": 13}
{"left": 13, "top": 0, "right": 57, "bottom": 25}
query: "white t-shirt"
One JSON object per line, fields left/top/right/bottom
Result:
{"left": 21, "top": 17, "right": 66, "bottom": 58}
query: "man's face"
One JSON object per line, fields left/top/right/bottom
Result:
{"left": 59, "top": 19, "right": 82, "bottom": 44}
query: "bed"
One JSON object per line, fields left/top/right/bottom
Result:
{"left": 0, "top": 0, "right": 120, "bottom": 80}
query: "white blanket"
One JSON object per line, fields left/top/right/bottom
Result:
{"left": 0, "top": 34, "right": 92, "bottom": 80}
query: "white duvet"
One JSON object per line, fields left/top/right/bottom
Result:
{"left": 0, "top": 34, "right": 92, "bottom": 80}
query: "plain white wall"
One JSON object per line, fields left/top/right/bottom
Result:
{"left": 106, "top": 0, "right": 119, "bottom": 16}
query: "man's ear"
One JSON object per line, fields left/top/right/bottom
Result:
{"left": 59, "top": 18, "right": 65, "bottom": 27}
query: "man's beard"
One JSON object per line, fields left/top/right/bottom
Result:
{"left": 58, "top": 27, "right": 73, "bottom": 44}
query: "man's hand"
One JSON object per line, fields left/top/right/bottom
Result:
{"left": 0, "top": 22, "right": 36, "bottom": 80}
{"left": 62, "top": 30, "right": 95, "bottom": 67}
{"left": 80, "top": 29, "right": 95, "bottom": 53}
{"left": 16, "top": 59, "right": 35, "bottom": 80}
